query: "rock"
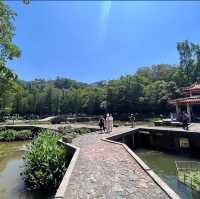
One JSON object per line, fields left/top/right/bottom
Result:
{"left": 62, "top": 135, "right": 73, "bottom": 143}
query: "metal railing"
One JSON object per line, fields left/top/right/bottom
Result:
{"left": 175, "top": 161, "right": 200, "bottom": 191}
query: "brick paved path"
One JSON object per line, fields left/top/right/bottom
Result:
{"left": 63, "top": 127, "right": 170, "bottom": 199}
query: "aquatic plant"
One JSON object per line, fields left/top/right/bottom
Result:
{"left": 21, "top": 130, "right": 69, "bottom": 191}
{"left": 0, "top": 129, "right": 33, "bottom": 141}
{"left": 75, "top": 127, "right": 94, "bottom": 135}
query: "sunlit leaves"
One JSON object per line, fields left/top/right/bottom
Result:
{"left": 21, "top": 130, "right": 69, "bottom": 190}
{"left": 0, "top": 1, "right": 21, "bottom": 80}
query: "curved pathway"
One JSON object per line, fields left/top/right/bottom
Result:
{"left": 63, "top": 127, "right": 171, "bottom": 199}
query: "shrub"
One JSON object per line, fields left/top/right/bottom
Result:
{"left": 21, "top": 130, "right": 69, "bottom": 191}
{"left": 0, "top": 129, "right": 15, "bottom": 141}
{"left": 15, "top": 130, "right": 33, "bottom": 140}
{"left": 0, "top": 129, "right": 33, "bottom": 141}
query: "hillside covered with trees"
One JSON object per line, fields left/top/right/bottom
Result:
{"left": 1, "top": 1, "right": 200, "bottom": 118}
{"left": 1, "top": 54, "right": 199, "bottom": 117}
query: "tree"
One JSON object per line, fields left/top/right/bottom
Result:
{"left": 0, "top": 1, "right": 21, "bottom": 80}
{"left": 177, "top": 40, "right": 200, "bottom": 84}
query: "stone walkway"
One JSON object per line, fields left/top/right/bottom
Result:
{"left": 63, "top": 127, "right": 170, "bottom": 199}
{"left": 189, "top": 123, "right": 200, "bottom": 131}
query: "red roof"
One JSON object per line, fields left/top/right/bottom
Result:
{"left": 169, "top": 95, "right": 200, "bottom": 105}
{"left": 183, "top": 82, "right": 200, "bottom": 92}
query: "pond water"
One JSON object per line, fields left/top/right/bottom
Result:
{"left": 0, "top": 141, "right": 53, "bottom": 199}
{"left": 135, "top": 149, "right": 200, "bottom": 199}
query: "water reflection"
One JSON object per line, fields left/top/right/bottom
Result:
{"left": 0, "top": 141, "right": 53, "bottom": 199}
{"left": 135, "top": 149, "right": 200, "bottom": 199}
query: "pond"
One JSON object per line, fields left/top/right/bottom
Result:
{"left": 0, "top": 141, "right": 53, "bottom": 199}
{"left": 135, "top": 149, "right": 200, "bottom": 199}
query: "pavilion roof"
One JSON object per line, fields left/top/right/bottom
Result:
{"left": 169, "top": 95, "right": 200, "bottom": 105}
{"left": 183, "top": 81, "right": 200, "bottom": 93}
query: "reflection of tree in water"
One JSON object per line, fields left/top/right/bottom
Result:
{"left": 0, "top": 141, "right": 29, "bottom": 172}
{"left": 135, "top": 149, "right": 200, "bottom": 199}
{"left": 0, "top": 141, "right": 53, "bottom": 199}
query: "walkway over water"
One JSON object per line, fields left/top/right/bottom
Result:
{"left": 60, "top": 127, "right": 178, "bottom": 199}
{"left": 0, "top": 123, "right": 190, "bottom": 198}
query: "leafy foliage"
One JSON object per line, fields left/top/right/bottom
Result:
{"left": 0, "top": 128, "right": 33, "bottom": 141}
{"left": 0, "top": 1, "right": 21, "bottom": 79}
{"left": 21, "top": 130, "right": 69, "bottom": 191}
{"left": 177, "top": 40, "right": 200, "bottom": 84}
{"left": 0, "top": 65, "right": 183, "bottom": 116}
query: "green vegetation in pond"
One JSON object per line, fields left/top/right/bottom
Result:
{"left": 192, "top": 173, "right": 200, "bottom": 191}
{"left": 21, "top": 130, "right": 69, "bottom": 191}
{"left": 0, "top": 140, "right": 52, "bottom": 199}
{"left": 57, "top": 126, "right": 98, "bottom": 136}
{"left": 75, "top": 127, "right": 97, "bottom": 135}
{"left": 178, "top": 170, "right": 200, "bottom": 191}
{"left": 0, "top": 141, "right": 30, "bottom": 171}
{"left": 0, "top": 128, "right": 33, "bottom": 141}
{"left": 135, "top": 149, "right": 200, "bottom": 199}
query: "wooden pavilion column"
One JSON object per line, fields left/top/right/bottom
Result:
{"left": 175, "top": 104, "right": 180, "bottom": 119}
{"left": 186, "top": 103, "right": 191, "bottom": 122}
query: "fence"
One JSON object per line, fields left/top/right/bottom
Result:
{"left": 175, "top": 161, "right": 200, "bottom": 191}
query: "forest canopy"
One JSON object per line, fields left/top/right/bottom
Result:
{"left": 0, "top": 60, "right": 196, "bottom": 117}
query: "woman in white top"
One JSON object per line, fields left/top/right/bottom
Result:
{"left": 109, "top": 114, "right": 113, "bottom": 132}
{"left": 105, "top": 113, "right": 110, "bottom": 133}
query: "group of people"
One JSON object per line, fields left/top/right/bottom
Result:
{"left": 98, "top": 113, "right": 136, "bottom": 133}
{"left": 98, "top": 114, "right": 113, "bottom": 133}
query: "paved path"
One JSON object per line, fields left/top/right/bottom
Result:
{"left": 63, "top": 127, "right": 170, "bottom": 199}
{"left": 189, "top": 123, "right": 200, "bottom": 131}
{"left": 38, "top": 116, "right": 56, "bottom": 121}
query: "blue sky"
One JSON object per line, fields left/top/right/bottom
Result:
{"left": 7, "top": 1, "right": 200, "bottom": 83}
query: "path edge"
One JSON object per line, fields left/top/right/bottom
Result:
{"left": 54, "top": 141, "right": 80, "bottom": 199}
{"left": 102, "top": 137, "right": 181, "bottom": 199}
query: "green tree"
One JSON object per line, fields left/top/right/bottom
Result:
{"left": 177, "top": 40, "right": 200, "bottom": 84}
{"left": 0, "top": 1, "right": 21, "bottom": 79}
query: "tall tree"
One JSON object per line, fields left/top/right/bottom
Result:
{"left": 177, "top": 40, "right": 200, "bottom": 84}
{"left": 0, "top": 0, "right": 21, "bottom": 79}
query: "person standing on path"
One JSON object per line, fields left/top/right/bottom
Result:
{"left": 105, "top": 113, "right": 110, "bottom": 133}
{"left": 182, "top": 112, "right": 189, "bottom": 130}
{"left": 109, "top": 114, "right": 113, "bottom": 132}
{"left": 98, "top": 117, "right": 105, "bottom": 133}
{"left": 129, "top": 114, "right": 135, "bottom": 128}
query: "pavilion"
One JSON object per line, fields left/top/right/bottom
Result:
{"left": 169, "top": 81, "right": 200, "bottom": 122}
